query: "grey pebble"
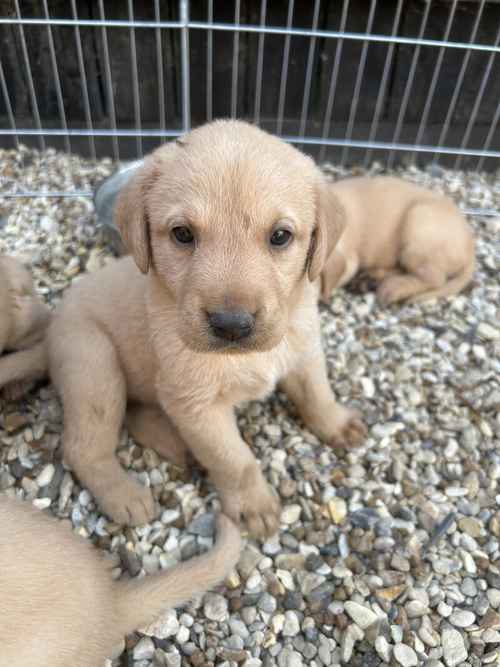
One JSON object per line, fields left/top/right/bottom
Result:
{"left": 258, "top": 592, "right": 277, "bottom": 614}
{"left": 187, "top": 512, "right": 215, "bottom": 537}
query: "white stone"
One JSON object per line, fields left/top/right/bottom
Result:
{"left": 442, "top": 628, "right": 467, "bottom": 667}
{"left": 281, "top": 504, "right": 302, "bottom": 524}
{"left": 375, "top": 636, "right": 392, "bottom": 662}
{"left": 133, "top": 637, "right": 155, "bottom": 660}
{"left": 175, "top": 625, "right": 190, "bottom": 643}
{"left": 438, "top": 602, "right": 453, "bottom": 618}
{"left": 203, "top": 593, "right": 228, "bottom": 622}
{"left": 282, "top": 610, "right": 301, "bottom": 637}
{"left": 487, "top": 589, "right": 500, "bottom": 608}
{"left": 344, "top": 601, "right": 378, "bottom": 629}
{"left": 141, "top": 608, "right": 179, "bottom": 638}
{"left": 478, "top": 322, "right": 499, "bottom": 340}
{"left": 36, "top": 463, "right": 55, "bottom": 487}
{"left": 406, "top": 600, "right": 429, "bottom": 618}
{"left": 271, "top": 613, "right": 285, "bottom": 634}
{"left": 449, "top": 609, "right": 475, "bottom": 628}
{"left": 393, "top": 643, "right": 418, "bottom": 667}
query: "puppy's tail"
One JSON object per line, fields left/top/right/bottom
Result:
{"left": 407, "top": 252, "right": 476, "bottom": 304}
{"left": 0, "top": 340, "right": 48, "bottom": 393}
{"left": 115, "top": 514, "right": 241, "bottom": 637}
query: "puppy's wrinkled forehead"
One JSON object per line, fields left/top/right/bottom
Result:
{"left": 149, "top": 122, "right": 318, "bottom": 227}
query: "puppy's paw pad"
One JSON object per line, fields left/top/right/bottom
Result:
{"left": 100, "top": 482, "right": 157, "bottom": 526}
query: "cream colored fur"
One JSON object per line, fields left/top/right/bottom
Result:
{"left": 0, "top": 495, "right": 241, "bottom": 667}
{"left": 320, "top": 176, "right": 475, "bottom": 305}
{"left": 47, "top": 120, "right": 366, "bottom": 538}
{"left": 0, "top": 256, "right": 50, "bottom": 398}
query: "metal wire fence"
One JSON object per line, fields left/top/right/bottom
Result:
{"left": 0, "top": 0, "right": 499, "bottom": 199}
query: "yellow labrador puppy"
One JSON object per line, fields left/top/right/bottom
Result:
{"left": 0, "top": 256, "right": 50, "bottom": 397}
{"left": 0, "top": 495, "right": 241, "bottom": 667}
{"left": 320, "top": 176, "right": 475, "bottom": 305}
{"left": 47, "top": 120, "right": 366, "bottom": 538}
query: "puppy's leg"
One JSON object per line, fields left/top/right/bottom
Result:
{"left": 125, "top": 404, "right": 190, "bottom": 468}
{"left": 159, "top": 398, "right": 281, "bottom": 538}
{"left": 280, "top": 354, "right": 367, "bottom": 449}
{"left": 376, "top": 265, "right": 446, "bottom": 305}
{"left": 53, "top": 330, "right": 156, "bottom": 526}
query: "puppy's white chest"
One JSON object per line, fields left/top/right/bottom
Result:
{"left": 221, "top": 347, "right": 293, "bottom": 405}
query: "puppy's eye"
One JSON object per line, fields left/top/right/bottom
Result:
{"left": 270, "top": 228, "right": 293, "bottom": 248}
{"left": 172, "top": 226, "right": 194, "bottom": 245}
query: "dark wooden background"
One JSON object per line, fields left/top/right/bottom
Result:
{"left": 0, "top": 0, "right": 499, "bottom": 168}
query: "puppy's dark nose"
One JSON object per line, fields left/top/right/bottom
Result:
{"left": 208, "top": 310, "right": 255, "bottom": 341}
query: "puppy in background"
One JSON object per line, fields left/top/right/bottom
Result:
{"left": 0, "top": 495, "right": 241, "bottom": 667}
{"left": 0, "top": 255, "right": 50, "bottom": 398}
{"left": 320, "top": 176, "right": 475, "bottom": 305}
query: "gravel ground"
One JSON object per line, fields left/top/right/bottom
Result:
{"left": 0, "top": 146, "right": 499, "bottom": 667}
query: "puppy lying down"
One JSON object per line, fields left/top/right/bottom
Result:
{"left": 320, "top": 176, "right": 475, "bottom": 305}
{"left": 0, "top": 255, "right": 50, "bottom": 397}
{"left": 0, "top": 495, "right": 241, "bottom": 667}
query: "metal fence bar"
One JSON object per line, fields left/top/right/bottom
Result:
{"left": 97, "top": 0, "right": 119, "bottom": 161}
{"left": 276, "top": 0, "right": 294, "bottom": 136}
{"left": 206, "top": 0, "right": 213, "bottom": 121}
{"left": 412, "top": 0, "right": 458, "bottom": 166}
{"left": 477, "top": 99, "right": 500, "bottom": 171}
{"left": 430, "top": 0, "right": 486, "bottom": 169}
{"left": 230, "top": 0, "right": 241, "bottom": 118}
{"left": 128, "top": 0, "right": 142, "bottom": 158}
{"left": 386, "top": 0, "right": 432, "bottom": 169}
{"left": 253, "top": 0, "right": 267, "bottom": 125}
{"left": 3, "top": 127, "right": 497, "bottom": 160}
{"left": 42, "top": 0, "right": 70, "bottom": 155}
{"left": 0, "top": 59, "right": 19, "bottom": 150}
{"left": 341, "top": 0, "right": 377, "bottom": 166}
{"left": 0, "top": 17, "right": 499, "bottom": 55}
{"left": 319, "top": 0, "right": 350, "bottom": 163}
{"left": 179, "top": 0, "right": 191, "bottom": 133}
{"left": 0, "top": 186, "right": 497, "bottom": 220}
{"left": 70, "top": 0, "right": 96, "bottom": 159}
{"left": 298, "top": 0, "right": 321, "bottom": 146}
{"left": 13, "top": 0, "right": 45, "bottom": 151}
{"left": 154, "top": 0, "right": 166, "bottom": 143}
{"left": 363, "top": 0, "right": 402, "bottom": 168}
{"left": 454, "top": 22, "right": 500, "bottom": 170}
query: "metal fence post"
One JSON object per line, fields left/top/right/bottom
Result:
{"left": 180, "top": 0, "right": 191, "bottom": 134}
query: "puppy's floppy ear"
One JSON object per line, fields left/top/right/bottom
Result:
{"left": 114, "top": 158, "right": 158, "bottom": 274}
{"left": 307, "top": 179, "right": 346, "bottom": 282}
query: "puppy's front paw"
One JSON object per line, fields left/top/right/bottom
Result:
{"left": 220, "top": 467, "right": 281, "bottom": 539}
{"left": 99, "top": 478, "right": 157, "bottom": 526}
{"left": 328, "top": 408, "right": 367, "bottom": 449}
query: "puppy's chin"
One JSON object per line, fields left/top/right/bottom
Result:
{"left": 179, "top": 329, "right": 284, "bottom": 355}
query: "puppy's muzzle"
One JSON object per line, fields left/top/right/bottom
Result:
{"left": 208, "top": 310, "right": 255, "bottom": 342}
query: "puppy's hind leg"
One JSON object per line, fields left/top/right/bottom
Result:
{"left": 377, "top": 201, "right": 451, "bottom": 306}
{"left": 125, "top": 404, "right": 190, "bottom": 468}
{"left": 51, "top": 327, "right": 156, "bottom": 526}
{"left": 376, "top": 265, "right": 446, "bottom": 306}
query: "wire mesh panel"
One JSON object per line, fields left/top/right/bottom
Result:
{"left": 0, "top": 0, "right": 499, "bottom": 198}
